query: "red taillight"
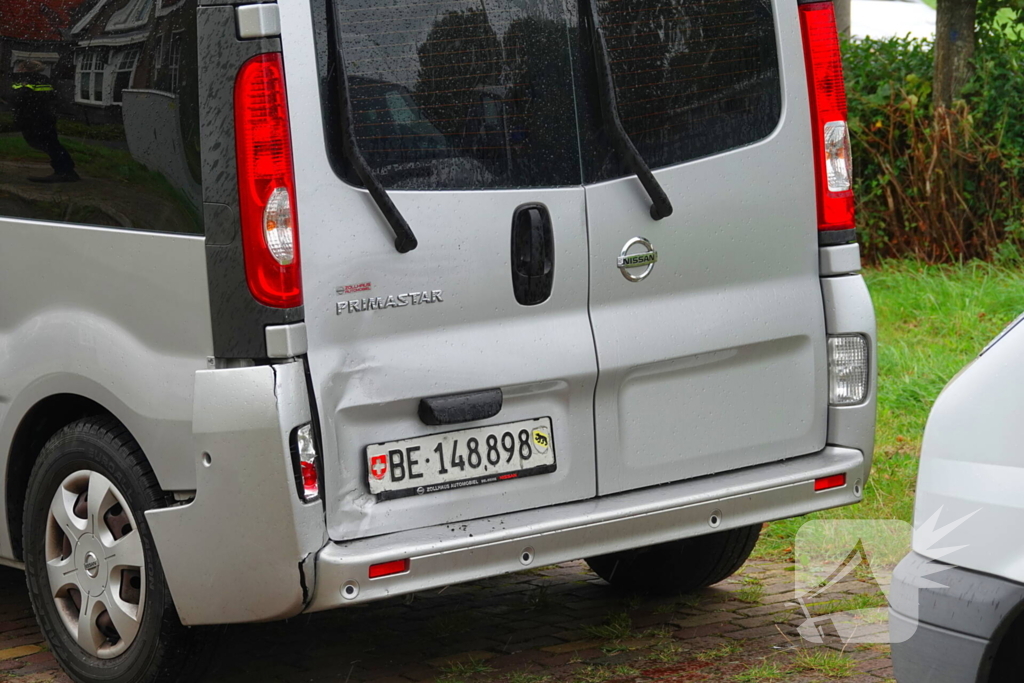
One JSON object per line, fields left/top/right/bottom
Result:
{"left": 300, "top": 461, "right": 319, "bottom": 499}
{"left": 234, "top": 53, "right": 302, "bottom": 308}
{"left": 814, "top": 473, "right": 847, "bottom": 491}
{"left": 368, "top": 559, "right": 410, "bottom": 579}
{"left": 800, "top": 2, "right": 854, "bottom": 232}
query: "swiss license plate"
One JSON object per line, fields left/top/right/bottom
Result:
{"left": 366, "top": 417, "right": 556, "bottom": 500}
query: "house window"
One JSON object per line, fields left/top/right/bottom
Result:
{"left": 112, "top": 49, "right": 141, "bottom": 103}
{"left": 77, "top": 51, "right": 106, "bottom": 104}
{"left": 168, "top": 34, "right": 182, "bottom": 92}
{"left": 152, "top": 35, "right": 165, "bottom": 82}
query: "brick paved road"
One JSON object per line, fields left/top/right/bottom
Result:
{"left": 0, "top": 558, "right": 894, "bottom": 682}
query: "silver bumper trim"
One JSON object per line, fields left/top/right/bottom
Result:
{"left": 308, "top": 446, "right": 864, "bottom": 611}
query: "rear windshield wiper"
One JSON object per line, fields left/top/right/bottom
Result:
{"left": 331, "top": 41, "right": 418, "bottom": 253}
{"left": 583, "top": 0, "right": 674, "bottom": 221}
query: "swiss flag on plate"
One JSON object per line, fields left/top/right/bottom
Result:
{"left": 370, "top": 454, "right": 388, "bottom": 480}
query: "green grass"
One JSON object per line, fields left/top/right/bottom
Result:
{"left": 810, "top": 592, "right": 889, "bottom": 615}
{"left": 735, "top": 584, "right": 765, "bottom": 604}
{"left": 792, "top": 649, "right": 856, "bottom": 677}
{"left": 734, "top": 660, "right": 787, "bottom": 682}
{"left": 505, "top": 672, "right": 551, "bottom": 683}
{"left": 583, "top": 612, "right": 634, "bottom": 641}
{"left": 757, "top": 261, "right": 1024, "bottom": 560}
{"left": 438, "top": 658, "right": 495, "bottom": 682}
{"left": 693, "top": 642, "right": 743, "bottom": 661}
{"left": 0, "top": 134, "right": 202, "bottom": 232}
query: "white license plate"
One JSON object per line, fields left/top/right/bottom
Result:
{"left": 366, "top": 417, "right": 556, "bottom": 500}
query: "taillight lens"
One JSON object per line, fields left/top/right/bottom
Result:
{"left": 800, "top": 2, "right": 854, "bottom": 231}
{"left": 291, "top": 424, "right": 320, "bottom": 502}
{"left": 234, "top": 53, "right": 302, "bottom": 307}
{"left": 827, "top": 334, "right": 869, "bottom": 405}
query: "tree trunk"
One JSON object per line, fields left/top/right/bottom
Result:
{"left": 934, "top": 0, "right": 978, "bottom": 108}
{"left": 834, "top": 0, "right": 851, "bottom": 38}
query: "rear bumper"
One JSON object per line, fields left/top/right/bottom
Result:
{"left": 307, "top": 445, "right": 865, "bottom": 611}
{"left": 889, "top": 552, "right": 1024, "bottom": 683}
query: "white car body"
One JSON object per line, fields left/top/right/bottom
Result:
{"left": 889, "top": 315, "right": 1024, "bottom": 682}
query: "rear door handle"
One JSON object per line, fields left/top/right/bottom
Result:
{"left": 419, "top": 389, "right": 503, "bottom": 426}
{"left": 511, "top": 203, "right": 555, "bottom": 306}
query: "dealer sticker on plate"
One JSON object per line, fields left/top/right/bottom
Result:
{"left": 366, "top": 417, "right": 556, "bottom": 500}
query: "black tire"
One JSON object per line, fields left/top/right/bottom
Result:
{"left": 585, "top": 525, "right": 761, "bottom": 594}
{"left": 23, "top": 416, "right": 216, "bottom": 683}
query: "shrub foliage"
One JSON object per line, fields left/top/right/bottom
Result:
{"left": 845, "top": 26, "right": 1024, "bottom": 263}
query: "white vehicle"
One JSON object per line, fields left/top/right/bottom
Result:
{"left": 889, "top": 314, "right": 1024, "bottom": 681}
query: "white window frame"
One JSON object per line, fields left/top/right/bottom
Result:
{"left": 76, "top": 51, "right": 109, "bottom": 105}
{"left": 168, "top": 32, "right": 183, "bottom": 92}
{"left": 111, "top": 48, "right": 141, "bottom": 104}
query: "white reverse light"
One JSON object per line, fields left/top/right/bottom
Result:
{"left": 263, "top": 186, "right": 295, "bottom": 265}
{"left": 824, "top": 120, "right": 853, "bottom": 192}
{"left": 828, "top": 335, "right": 868, "bottom": 405}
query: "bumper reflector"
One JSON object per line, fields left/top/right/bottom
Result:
{"left": 369, "top": 559, "right": 410, "bottom": 579}
{"left": 814, "top": 473, "right": 847, "bottom": 491}
{"left": 827, "top": 334, "right": 869, "bottom": 405}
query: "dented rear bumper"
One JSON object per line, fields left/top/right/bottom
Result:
{"left": 146, "top": 361, "right": 326, "bottom": 625}
{"left": 307, "top": 446, "right": 865, "bottom": 611}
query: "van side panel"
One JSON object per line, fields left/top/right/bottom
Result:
{"left": 0, "top": 223, "right": 213, "bottom": 561}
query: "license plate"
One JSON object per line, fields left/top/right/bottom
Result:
{"left": 366, "top": 417, "right": 556, "bottom": 500}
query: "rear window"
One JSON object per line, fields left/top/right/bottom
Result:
{"left": 585, "top": 0, "right": 782, "bottom": 182}
{"left": 325, "top": 0, "right": 583, "bottom": 189}
{"left": 319, "top": 0, "right": 782, "bottom": 190}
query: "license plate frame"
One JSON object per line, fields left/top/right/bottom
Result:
{"left": 366, "top": 417, "right": 556, "bottom": 501}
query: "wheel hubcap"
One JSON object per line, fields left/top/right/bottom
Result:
{"left": 82, "top": 552, "right": 99, "bottom": 578}
{"left": 45, "top": 471, "right": 146, "bottom": 659}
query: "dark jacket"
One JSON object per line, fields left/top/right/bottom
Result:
{"left": 10, "top": 73, "right": 57, "bottom": 129}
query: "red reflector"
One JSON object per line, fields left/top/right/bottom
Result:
{"left": 234, "top": 53, "right": 302, "bottom": 308}
{"left": 814, "top": 473, "right": 847, "bottom": 491}
{"left": 300, "top": 461, "right": 319, "bottom": 500}
{"left": 369, "top": 559, "right": 410, "bottom": 579}
{"left": 799, "top": 2, "right": 855, "bottom": 231}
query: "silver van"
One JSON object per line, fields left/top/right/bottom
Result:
{"left": 0, "top": 0, "right": 875, "bottom": 680}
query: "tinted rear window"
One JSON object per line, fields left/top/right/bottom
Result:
{"left": 320, "top": 0, "right": 782, "bottom": 190}
{"left": 327, "top": 0, "right": 582, "bottom": 189}
{"left": 586, "top": 0, "right": 782, "bottom": 182}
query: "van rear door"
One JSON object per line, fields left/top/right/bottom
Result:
{"left": 292, "top": 0, "right": 599, "bottom": 540}
{"left": 582, "top": 0, "right": 828, "bottom": 494}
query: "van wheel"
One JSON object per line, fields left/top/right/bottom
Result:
{"left": 23, "top": 417, "right": 215, "bottom": 683}
{"left": 585, "top": 525, "right": 761, "bottom": 594}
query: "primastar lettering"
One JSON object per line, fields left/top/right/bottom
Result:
{"left": 336, "top": 290, "right": 443, "bottom": 314}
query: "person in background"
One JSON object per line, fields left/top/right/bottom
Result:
{"left": 10, "top": 60, "right": 79, "bottom": 183}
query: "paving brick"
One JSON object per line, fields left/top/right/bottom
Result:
{"left": 736, "top": 602, "right": 800, "bottom": 617}
{"left": 672, "top": 623, "right": 742, "bottom": 640}
{"left": 669, "top": 612, "right": 736, "bottom": 629}
{"left": 761, "top": 580, "right": 797, "bottom": 596}
{"left": 424, "top": 650, "right": 496, "bottom": 668}
{"left": 724, "top": 624, "right": 795, "bottom": 640}
{"left": 760, "top": 591, "right": 799, "bottom": 605}
{"left": 539, "top": 639, "right": 603, "bottom": 654}
{"left": 0, "top": 644, "right": 42, "bottom": 661}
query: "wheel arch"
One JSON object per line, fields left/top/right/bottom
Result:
{"left": 2, "top": 366, "right": 202, "bottom": 563}
{"left": 4, "top": 393, "right": 112, "bottom": 561}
